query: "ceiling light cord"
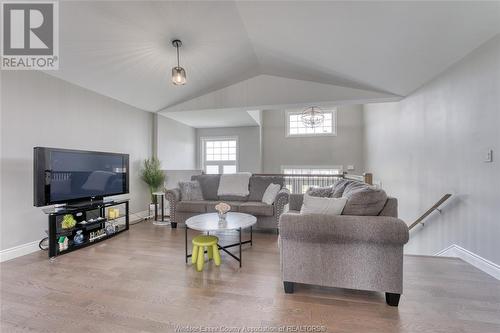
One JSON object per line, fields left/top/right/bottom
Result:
{"left": 176, "top": 43, "right": 180, "bottom": 67}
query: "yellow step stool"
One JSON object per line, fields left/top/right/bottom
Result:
{"left": 191, "top": 235, "right": 221, "bottom": 271}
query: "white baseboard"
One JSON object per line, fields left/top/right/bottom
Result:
{"left": 436, "top": 244, "right": 500, "bottom": 280}
{"left": 0, "top": 240, "right": 40, "bottom": 263}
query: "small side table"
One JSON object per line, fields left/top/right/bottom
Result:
{"left": 152, "top": 192, "right": 169, "bottom": 226}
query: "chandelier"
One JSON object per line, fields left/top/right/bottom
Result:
{"left": 301, "top": 106, "right": 324, "bottom": 128}
{"left": 171, "top": 39, "right": 186, "bottom": 85}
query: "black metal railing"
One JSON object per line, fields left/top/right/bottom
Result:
{"left": 254, "top": 172, "right": 373, "bottom": 194}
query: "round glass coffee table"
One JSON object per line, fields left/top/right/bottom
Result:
{"left": 185, "top": 212, "right": 257, "bottom": 268}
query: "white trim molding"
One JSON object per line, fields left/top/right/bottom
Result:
{"left": 0, "top": 240, "right": 41, "bottom": 263}
{"left": 436, "top": 244, "right": 500, "bottom": 280}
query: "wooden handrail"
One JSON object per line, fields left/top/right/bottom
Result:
{"left": 409, "top": 194, "right": 452, "bottom": 230}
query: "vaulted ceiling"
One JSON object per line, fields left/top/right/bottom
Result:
{"left": 46, "top": 1, "right": 500, "bottom": 113}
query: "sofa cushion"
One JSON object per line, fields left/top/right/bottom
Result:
{"left": 342, "top": 182, "right": 388, "bottom": 216}
{"left": 205, "top": 201, "right": 244, "bottom": 213}
{"left": 248, "top": 176, "right": 285, "bottom": 201}
{"left": 239, "top": 202, "right": 274, "bottom": 216}
{"left": 378, "top": 197, "right": 398, "bottom": 218}
{"left": 177, "top": 200, "right": 207, "bottom": 213}
{"left": 178, "top": 181, "right": 203, "bottom": 201}
{"left": 218, "top": 195, "right": 248, "bottom": 202}
{"left": 191, "top": 175, "right": 220, "bottom": 200}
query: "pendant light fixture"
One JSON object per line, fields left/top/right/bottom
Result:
{"left": 301, "top": 106, "right": 324, "bottom": 128}
{"left": 171, "top": 39, "right": 186, "bottom": 85}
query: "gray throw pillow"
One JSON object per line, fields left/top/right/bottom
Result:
{"left": 191, "top": 175, "right": 220, "bottom": 200}
{"left": 331, "top": 178, "right": 355, "bottom": 198}
{"left": 342, "top": 183, "right": 388, "bottom": 216}
{"left": 306, "top": 185, "right": 333, "bottom": 197}
{"left": 248, "top": 176, "right": 285, "bottom": 201}
{"left": 179, "top": 181, "right": 204, "bottom": 201}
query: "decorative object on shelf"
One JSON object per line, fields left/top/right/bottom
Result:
{"left": 90, "top": 229, "right": 107, "bottom": 242}
{"left": 171, "top": 39, "right": 186, "bottom": 85}
{"left": 61, "top": 214, "right": 76, "bottom": 229}
{"left": 301, "top": 106, "right": 324, "bottom": 128}
{"left": 140, "top": 157, "right": 166, "bottom": 203}
{"left": 108, "top": 208, "right": 120, "bottom": 219}
{"left": 58, "top": 236, "right": 68, "bottom": 251}
{"left": 105, "top": 222, "right": 115, "bottom": 236}
{"left": 215, "top": 202, "right": 231, "bottom": 222}
{"left": 73, "top": 230, "right": 84, "bottom": 245}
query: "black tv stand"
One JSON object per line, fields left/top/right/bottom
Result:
{"left": 65, "top": 198, "right": 107, "bottom": 209}
{"left": 42, "top": 199, "right": 129, "bottom": 258}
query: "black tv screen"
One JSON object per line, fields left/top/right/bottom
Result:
{"left": 34, "top": 147, "right": 129, "bottom": 206}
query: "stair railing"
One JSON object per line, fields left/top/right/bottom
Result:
{"left": 408, "top": 194, "right": 452, "bottom": 230}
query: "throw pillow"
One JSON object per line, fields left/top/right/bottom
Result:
{"left": 306, "top": 185, "right": 333, "bottom": 197}
{"left": 248, "top": 176, "right": 284, "bottom": 201}
{"left": 179, "top": 181, "right": 204, "bottom": 201}
{"left": 262, "top": 183, "right": 281, "bottom": 205}
{"left": 300, "top": 193, "right": 347, "bottom": 216}
{"left": 191, "top": 175, "right": 220, "bottom": 200}
{"left": 331, "top": 178, "right": 354, "bottom": 198}
{"left": 342, "top": 183, "right": 388, "bottom": 216}
{"left": 217, "top": 172, "right": 252, "bottom": 197}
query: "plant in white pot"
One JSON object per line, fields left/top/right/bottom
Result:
{"left": 140, "top": 157, "right": 166, "bottom": 222}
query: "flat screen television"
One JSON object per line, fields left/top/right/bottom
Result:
{"left": 34, "top": 147, "right": 129, "bottom": 207}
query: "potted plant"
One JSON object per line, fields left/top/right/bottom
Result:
{"left": 140, "top": 157, "right": 166, "bottom": 214}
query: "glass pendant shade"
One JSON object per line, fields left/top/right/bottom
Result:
{"left": 172, "top": 66, "right": 186, "bottom": 85}
{"left": 301, "top": 106, "right": 324, "bottom": 128}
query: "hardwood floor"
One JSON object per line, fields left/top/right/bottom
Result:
{"left": 1, "top": 221, "right": 499, "bottom": 333}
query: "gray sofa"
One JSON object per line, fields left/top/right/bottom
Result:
{"left": 165, "top": 174, "right": 290, "bottom": 230}
{"left": 279, "top": 181, "right": 409, "bottom": 306}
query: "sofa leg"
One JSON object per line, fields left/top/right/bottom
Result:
{"left": 171, "top": 222, "right": 177, "bottom": 229}
{"left": 385, "top": 293, "right": 401, "bottom": 306}
{"left": 283, "top": 281, "right": 294, "bottom": 294}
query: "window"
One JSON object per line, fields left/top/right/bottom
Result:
{"left": 201, "top": 137, "right": 238, "bottom": 174}
{"left": 286, "top": 109, "right": 336, "bottom": 137}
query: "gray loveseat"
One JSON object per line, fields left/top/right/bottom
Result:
{"left": 279, "top": 180, "right": 409, "bottom": 306}
{"left": 166, "top": 174, "right": 290, "bottom": 230}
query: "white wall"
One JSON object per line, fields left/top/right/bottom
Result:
{"left": 261, "top": 105, "right": 365, "bottom": 173}
{"left": 156, "top": 114, "right": 196, "bottom": 170}
{"left": 0, "top": 71, "right": 153, "bottom": 251}
{"left": 363, "top": 36, "right": 500, "bottom": 264}
{"left": 195, "top": 126, "right": 262, "bottom": 173}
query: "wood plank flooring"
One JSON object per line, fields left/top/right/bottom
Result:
{"left": 1, "top": 221, "right": 500, "bottom": 333}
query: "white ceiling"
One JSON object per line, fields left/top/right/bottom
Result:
{"left": 46, "top": 1, "right": 500, "bottom": 114}
{"left": 161, "top": 109, "right": 259, "bottom": 128}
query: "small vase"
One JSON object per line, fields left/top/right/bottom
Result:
{"left": 217, "top": 211, "right": 227, "bottom": 221}
{"left": 73, "top": 230, "right": 84, "bottom": 245}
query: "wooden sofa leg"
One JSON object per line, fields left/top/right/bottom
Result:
{"left": 385, "top": 293, "right": 401, "bottom": 306}
{"left": 283, "top": 281, "right": 294, "bottom": 294}
{"left": 170, "top": 222, "right": 177, "bottom": 229}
